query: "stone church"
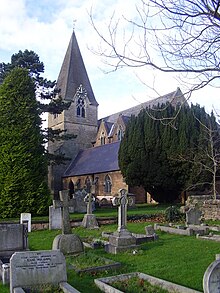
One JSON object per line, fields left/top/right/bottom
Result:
{"left": 48, "top": 30, "right": 186, "bottom": 204}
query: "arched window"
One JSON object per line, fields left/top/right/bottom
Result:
{"left": 94, "top": 177, "right": 99, "bottom": 195}
{"left": 104, "top": 175, "right": 112, "bottom": 193}
{"left": 68, "top": 180, "right": 75, "bottom": 199}
{"left": 76, "top": 179, "right": 81, "bottom": 190}
{"left": 100, "top": 131, "right": 106, "bottom": 145}
{"left": 76, "top": 97, "right": 85, "bottom": 118}
{"left": 85, "top": 176, "right": 92, "bottom": 193}
{"left": 117, "top": 128, "right": 123, "bottom": 141}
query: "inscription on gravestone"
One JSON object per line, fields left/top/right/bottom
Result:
{"left": 10, "top": 250, "right": 67, "bottom": 293}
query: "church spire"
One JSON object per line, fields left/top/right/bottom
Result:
{"left": 56, "top": 30, "right": 98, "bottom": 106}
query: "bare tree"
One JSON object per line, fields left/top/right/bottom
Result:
{"left": 90, "top": 0, "right": 220, "bottom": 96}
{"left": 175, "top": 114, "right": 220, "bottom": 199}
{"left": 195, "top": 116, "right": 220, "bottom": 199}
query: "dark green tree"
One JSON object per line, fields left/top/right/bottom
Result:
{"left": 119, "top": 104, "right": 216, "bottom": 203}
{"left": 0, "top": 50, "right": 74, "bottom": 164}
{"left": 0, "top": 67, "right": 50, "bottom": 217}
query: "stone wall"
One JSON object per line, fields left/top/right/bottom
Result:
{"left": 129, "top": 185, "right": 146, "bottom": 203}
{"left": 186, "top": 195, "right": 220, "bottom": 220}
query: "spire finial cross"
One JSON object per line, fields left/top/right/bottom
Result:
{"left": 73, "top": 19, "right": 77, "bottom": 30}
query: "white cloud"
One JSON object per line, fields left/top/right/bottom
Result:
{"left": 0, "top": 0, "right": 219, "bottom": 120}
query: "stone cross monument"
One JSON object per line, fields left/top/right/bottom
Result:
{"left": 82, "top": 193, "right": 99, "bottom": 229}
{"left": 106, "top": 189, "right": 136, "bottom": 254}
{"left": 52, "top": 190, "right": 84, "bottom": 255}
{"left": 112, "top": 188, "right": 134, "bottom": 235}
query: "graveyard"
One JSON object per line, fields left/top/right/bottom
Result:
{"left": 0, "top": 192, "right": 220, "bottom": 293}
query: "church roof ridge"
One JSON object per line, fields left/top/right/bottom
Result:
{"left": 56, "top": 30, "right": 98, "bottom": 106}
{"left": 100, "top": 87, "right": 185, "bottom": 123}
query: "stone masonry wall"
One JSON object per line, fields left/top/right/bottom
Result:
{"left": 186, "top": 195, "right": 220, "bottom": 220}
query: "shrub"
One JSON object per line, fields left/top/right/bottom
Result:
{"left": 164, "top": 206, "right": 183, "bottom": 222}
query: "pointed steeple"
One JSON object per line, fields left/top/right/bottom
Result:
{"left": 56, "top": 30, "right": 98, "bottom": 106}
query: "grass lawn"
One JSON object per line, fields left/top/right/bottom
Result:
{"left": 0, "top": 203, "right": 168, "bottom": 223}
{"left": 1, "top": 204, "right": 220, "bottom": 292}
{"left": 1, "top": 221, "right": 220, "bottom": 293}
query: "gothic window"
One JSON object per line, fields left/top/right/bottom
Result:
{"left": 104, "top": 175, "right": 112, "bottom": 193}
{"left": 85, "top": 176, "right": 92, "bottom": 193}
{"left": 76, "top": 97, "right": 85, "bottom": 118}
{"left": 100, "top": 131, "right": 106, "bottom": 145}
{"left": 117, "top": 128, "right": 123, "bottom": 141}
{"left": 76, "top": 179, "right": 81, "bottom": 190}
{"left": 68, "top": 180, "right": 75, "bottom": 199}
{"left": 92, "top": 176, "right": 99, "bottom": 196}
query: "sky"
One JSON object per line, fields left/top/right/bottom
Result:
{"left": 0, "top": 0, "right": 219, "bottom": 120}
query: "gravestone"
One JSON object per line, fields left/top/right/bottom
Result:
{"left": 186, "top": 206, "right": 202, "bottom": 225}
{"left": 81, "top": 193, "right": 99, "bottom": 229}
{"left": 74, "top": 189, "right": 87, "bottom": 213}
{"left": 0, "top": 223, "right": 28, "bottom": 259}
{"left": 20, "top": 213, "right": 31, "bottom": 232}
{"left": 52, "top": 190, "right": 84, "bottom": 255}
{"left": 203, "top": 256, "right": 220, "bottom": 293}
{"left": 49, "top": 204, "right": 62, "bottom": 230}
{"left": 0, "top": 223, "right": 28, "bottom": 285}
{"left": 49, "top": 195, "right": 76, "bottom": 230}
{"left": 105, "top": 189, "right": 136, "bottom": 254}
{"left": 145, "top": 225, "right": 158, "bottom": 240}
{"left": 10, "top": 250, "right": 80, "bottom": 293}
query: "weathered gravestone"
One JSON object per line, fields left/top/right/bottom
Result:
{"left": 20, "top": 213, "right": 31, "bottom": 232}
{"left": 186, "top": 206, "right": 202, "bottom": 225}
{"left": 49, "top": 202, "right": 62, "bottom": 230}
{"left": 49, "top": 195, "right": 76, "bottom": 230}
{"left": 0, "top": 223, "right": 28, "bottom": 285}
{"left": 203, "top": 255, "right": 220, "bottom": 293}
{"left": 81, "top": 193, "right": 99, "bottom": 229}
{"left": 10, "top": 250, "right": 80, "bottom": 293}
{"left": 74, "top": 189, "right": 87, "bottom": 213}
{"left": 49, "top": 189, "right": 88, "bottom": 230}
{"left": 0, "top": 223, "right": 28, "bottom": 259}
{"left": 145, "top": 225, "right": 158, "bottom": 240}
{"left": 52, "top": 190, "right": 84, "bottom": 255}
{"left": 105, "top": 189, "right": 136, "bottom": 254}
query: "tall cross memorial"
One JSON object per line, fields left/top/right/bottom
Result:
{"left": 113, "top": 188, "right": 134, "bottom": 235}
{"left": 59, "top": 190, "right": 71, "bottom": 234}
{"left": 52, "top": 190, "right": 84, "bottom": 255}
{"left": 106, "top": 189, "right": 136, "bottom": 254}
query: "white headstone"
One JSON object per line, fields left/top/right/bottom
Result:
{"left": 20, "top": 213, "right": 31, "bottom": 232}
{"left": 49, "top": 205, "right": 62, "bottom": 230}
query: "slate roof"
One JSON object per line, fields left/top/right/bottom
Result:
{"left": 100, "top": 87, "right": 185, "bottom": 123}
{"left": 56, "top": 30, "right": 98, "bottom": 106}
{"left": 63, "top": 141, "right": 120, "bottom": 177}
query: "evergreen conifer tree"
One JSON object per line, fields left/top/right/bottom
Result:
{"left": 119, "top": 103, "right": 218, "bottom": 202}
{"left": 0, "top": 67, "right": 50, "bottom": 217}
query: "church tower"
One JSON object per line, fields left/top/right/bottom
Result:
{"left": 48, "top": 30, "right": 98, "bottom": 199}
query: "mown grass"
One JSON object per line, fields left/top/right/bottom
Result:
{"left": 1, "top": 204, "right": 220, "bottom": 292}
{"left": 0, "top": 203, "right": 168, "bottom": 223}
{"left": 1, "top": 221, "right": 220, "bottom": 293}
